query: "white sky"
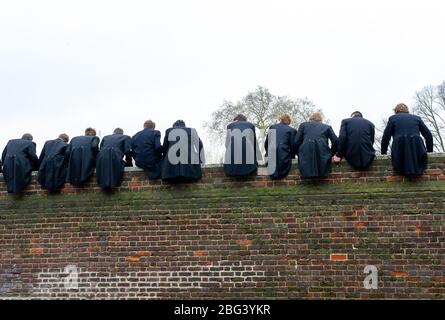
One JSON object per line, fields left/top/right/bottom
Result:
{"left": 1, "top": 0, "right": 444, "bottom": 160}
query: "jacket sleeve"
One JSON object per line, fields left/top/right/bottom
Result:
{"left": 129, "top": 137, "right": 136, "bottom": 159}
{"left": 290, "top": 128, "right": 298, "bottom": 158}
{"left": 65, "top": 143, "right": 72, "bottom": 164}
{"left": 419, "top": 119, "right": 434, "bottom": 152}
{"left": 62, "top": 144, "right": 69, "bottom": 167}
{"left": 1, "top": 146, "right": 7, "bottom": 164}
{"left": 92, "top": 137, "right": 100, "bottom": 157}
{"left": 28, "top": 142, "right": 40, "bottom": 170}
{"left": 370, "top": 123, "right": 375, "bottom": 147}
{"left": 123, "top": 136, "right": 133, "bottom": 167}
{"left": 154, "top": 131, "right": 162, "bottom": 160}
{"left": 381, "top": 119, "right": 393, "bottom": 155}
{"left": 328, "top": 126, "right": 339, "bottom": 155}
{"left": 294, "top": 124, "right": 304, "bottom": 154}
{"left": 336, "top": 120, "right": 347, "bottom": 158}
{"left": 0, "top": 147, "right": 6, "bottom": 173}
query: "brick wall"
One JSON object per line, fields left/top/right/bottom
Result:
{"left": 0, "top": 154, "right": 444, "bottom": 299}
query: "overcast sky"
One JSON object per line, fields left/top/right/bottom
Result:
{"left": 1, "top": 0, "right": 444, "bottom": 160}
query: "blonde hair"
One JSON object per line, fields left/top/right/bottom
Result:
{"left": 278, "top": 113, "right": 292, "bottom": 125}
{"left": 394, "top": 103, "right": 409, "bottom": 114}
{"left": 309, "top": 112, "right": 323, "bottom": 122}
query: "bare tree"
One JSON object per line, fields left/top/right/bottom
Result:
{"left": 204, "top": 86, "right": 321, "bottom": 159}
{"left": 437, "top": 81, "right": 445, "bottom": 112}
{"left": 413, "top": 85, "right": 445, "bottom": 152}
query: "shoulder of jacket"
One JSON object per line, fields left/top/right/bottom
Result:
{"left": 388, "top": 114, "right": 397, "bottom": 121}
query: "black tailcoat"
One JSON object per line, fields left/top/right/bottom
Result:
{"left": 381, "top": 113, "right": 433, "bottom": 176}
{"left": 294, "top": 121, "right": 338, "bottom": 178}
{"left": 223, "top": 121, "right": 259, "bottom": 176}
{"left": 337, "top": 116, "right": 375, "bottom": 169}
{"left": 131, "top": 128, "right": 162, "bottom": 179}
{"left": 96, "top": 133, "right": 132, "bottom": 189}
{"left": 161, "top": 125, "right": 204, "bottom": 181}
{"left": 1, "top": 139, "right": 39, "bottom": 193}
{"left": 265, "top": 123, "right": 297, "bottom": 179}
{"left": 66, "top": 136, "right": 100, "bottom": 186}
{"left": 38, "top": 138, "right": 69, "bottom": 192}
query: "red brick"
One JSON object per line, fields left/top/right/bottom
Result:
{"left": 128, "top": 182, "right": 141, "bottom": 187}
{"left": 433, "top": 276, "right": 445, "bottom": 283}
{"left": 29, "top": 247, "right": 44, "bottom": 255}
{"left": 330, "top": 232, "right": 345, "bottom": 238}
{"left": 125, "top": 256, "right": 141, "bottom": 263}
{"left": 135, "top": 251, "right": 151, "bottom": 257}
{"left": 425, "top": 169, "right": 442, "bottom": 175}
{"left": 354, "top": 221, "right": 366, "bottom": 229}
{"left": 330, "top": 254, "right": 348, "bottom": 261}
{"left": 194, "top": 250, "right": 209, "bottom": 257}
{"left": 0, "top": 157, "right": 443, "bottom": 300}
{"left": 407, "top": 277, "right": 419, "bottom": 282}
{"left": 351, "top": 172, "right": 362, "bottom": 178}
{"left": 236, "top": 239, "right": 253, "bottom": 246}
{"left": 87, "top": 246, "right": 98, "bottom": 253}
{"left": 387, "top": 175, "right": 404, "bottom": 182}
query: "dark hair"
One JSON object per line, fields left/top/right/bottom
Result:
{"left": 22, "top": 133, "right": 33, "bottom": 141}
{"left": 58, "top": 133, "right": 69, "bottom": 143}
{"left": 113, "top": 128, "right": 124, "bottom": 135}
{"left": 351, "top": 111, "right": 363, "bottom": 118}
{"left": 233, "top": 114, "right": 247, "bottom": 122}
{"left": 85, "top": 127, "right": 97, "bottom": 136}
{"left": 173, "top": 120, "right": 186, "bottom": 128}
{"left": 144, "top": 120, "right": 156, "bottom": 129}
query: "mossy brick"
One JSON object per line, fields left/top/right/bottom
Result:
{"left": 0, "top": 156, "right": 445, "bottom": 299}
